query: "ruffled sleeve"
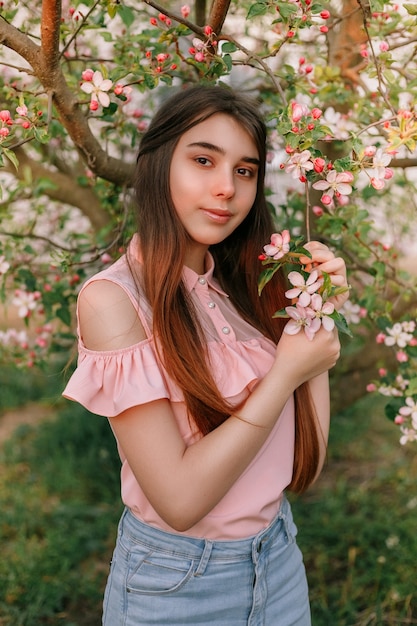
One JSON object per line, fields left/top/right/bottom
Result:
{"left": 62, "top": 339, "right": 183, "bottom": 417}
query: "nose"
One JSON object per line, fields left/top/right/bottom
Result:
{"left": 212, "top": 167, "right": 235, "bottom": 199}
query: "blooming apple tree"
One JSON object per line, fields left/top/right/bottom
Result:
{"left": 0, "top": 0, "right": 417, "bottom": 443}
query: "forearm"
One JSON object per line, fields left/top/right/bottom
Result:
{"left": 110, "top": 330, "right": 340, "bottom": 531}
{"left": 307, "top": 371, "right": 330, "bottom": 481}
{"left": 126, "top": 364, "right": 296, "bottom": 531}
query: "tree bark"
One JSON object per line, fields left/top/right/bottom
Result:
{"left": 208, "top": 0, "right": 231, "bottom": 35}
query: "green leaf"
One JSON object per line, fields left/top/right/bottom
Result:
{"left": 403, "top": 3, "right": 417, "bottom": 15}
{"left": 276, "top": 2, "right": 298, "bottom": 18}
{"left": 2, "top": 148, "right": 19, "bottom": 171}
{"left": 56, "top": 306, "right": 72, "bottom": 326}
{"left": 118, "top": 5, "right": 135, "bottom": 27}
{"left": 102, "top": 102, "right": 118, "bottom": 116}
{"left": 333, "top": 312, "right": 353, "bottom": 337}
{"left": 221, "top": 42, "right": 237, "bottom": 53}
{"left": 258, "top": 265, "right": 281, "bottom": 295}
{"left": 222, "top": 53, "right": 233, "bottom": 72}
{"left": 33, "top": 127, "right": 50, "bottom": 143}
{"left": 247, "top": 2, "right": 268, "bottom": 19}
{"left": 384, "top": 398, "right": 404, "bottom": 422}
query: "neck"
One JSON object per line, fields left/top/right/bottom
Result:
{"left": 184, "top": 244, "right": 208, "bottom": 274}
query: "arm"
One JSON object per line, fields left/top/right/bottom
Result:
{"left": 79, "top": 280, "right": 341, "bottom": 531}
{"left": 308, "top": 372, "right": 330, "bottom": 481}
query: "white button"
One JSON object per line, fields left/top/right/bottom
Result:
{"left": 198, "top": 277, "right": 206, "bottom": 285}
{"left": 222, "top": 326, "right": 230, "bottom": 334}
{"left": 208, "top": 301, "right": 216, "bottom": 309}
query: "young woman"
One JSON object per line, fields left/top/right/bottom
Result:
{"left": 63, "top": 84, "right": 348, "bottom": 625}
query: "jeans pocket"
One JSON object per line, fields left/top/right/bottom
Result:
{"left": 127, "top": 548, "right": 195, "bottom": 595}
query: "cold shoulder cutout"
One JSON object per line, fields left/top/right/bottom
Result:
{"left": 78, "top": 279, "right": 148, "bottom": 352}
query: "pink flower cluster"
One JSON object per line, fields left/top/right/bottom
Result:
{"left": 276, "top": 0, "right": 331, "bottom": 36}
{"left": 12, "top": 288, "right": 42, "bottom": 319}
{"left": 0, "top": 323, "right": 53, "bottom": 368}
{"left": 367, "top": 318, "right": 417, "bottom": 445}
{"left": 259, "top": 231, "right": 345, "bottom": 341}
{"left": 284, "top": 270, "right": 335, "bottom": 341}
{"left": 285, "top": 147, "right": 354, "bottom": 207}
{"left": 362, "top": 146, "right": 393, "bottom": 190}
{"left": 189, "top": 26, "right": 217, "bottom": 63}
{"left": 0, "top": 104, "right": 33, "bottom": 139}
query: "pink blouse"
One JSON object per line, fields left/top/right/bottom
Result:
{"left": 63, "top": 237, "right": 295, "bottom": 540}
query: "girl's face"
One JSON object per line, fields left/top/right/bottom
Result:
{"left": 169, "top": 113, "right": 260, "bottom": 273}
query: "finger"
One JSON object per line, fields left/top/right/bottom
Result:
{"left": 314, "top": 257, "right": 347, "bottom": 276}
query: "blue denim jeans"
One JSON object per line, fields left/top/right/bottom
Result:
{"left": 102, "top": 496, "right": 311, "bottom": 625}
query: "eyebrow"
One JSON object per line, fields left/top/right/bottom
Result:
{"left": 186, "top": 141, "right": 260, "bottom": 166}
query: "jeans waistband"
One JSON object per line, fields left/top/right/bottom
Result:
{"left": 120, "top": 495, "right": 293, "bottom": 569}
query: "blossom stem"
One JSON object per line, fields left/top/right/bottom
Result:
{"left": 304, "top": 179, "right": 311, "bottom": 242}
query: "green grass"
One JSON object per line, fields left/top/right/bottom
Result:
{"left": 0, "top": 372, "right": 416, "bottom": 625}
{"left": 291, "top": 395, "right": 417, "bottom": 625}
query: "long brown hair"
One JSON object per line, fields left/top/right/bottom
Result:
{"left": 133, "top": 84, "right": 320, "bottom": 492}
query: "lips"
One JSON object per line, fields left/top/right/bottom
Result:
{"left": 201, "top": 208, "right": 233, "bottom": 223}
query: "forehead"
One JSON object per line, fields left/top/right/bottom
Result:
{"left": 176, "top": 113, "right": 259, "bottom": 156}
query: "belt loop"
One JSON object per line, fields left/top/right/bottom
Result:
{"left": 194, "top": 540, "right": 213, "bottom": 577}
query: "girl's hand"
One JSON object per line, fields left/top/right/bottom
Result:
{"left": 300, "top": 241, "right": 349, "bottom": 311}
{"left": 274, "top": 325, "right": 341, "bottom": 388}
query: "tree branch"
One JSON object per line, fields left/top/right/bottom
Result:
{"left": 208, "top": 0, "right": 231, "bottom": 35}
{"left": 143, "top": 0, "right": 206, "bottom": 37}
{"left": 40, "top": 0, "right": 61, "bottom": 74}
{"left": 5, "top": 146, "right": 111, "bottom": 231}
{"left": 1, "top": 9, "right": 135, "bottom": 187}
{"left": 0, "top": 16, "right": 41, "bottom": 64}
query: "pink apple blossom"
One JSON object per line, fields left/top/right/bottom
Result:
{"left": 12, "top": 289, "right": 41, "bottom": 318}
{"left": 371, "top": 177, "right": 385, "bottom": 190}
{"left": 81, "top": 70, "right": 113, "bottom": 108}
{"left": 399, "top": 397, "right": 417, "bottom": 428}
{"left": 16, "top": 104, "right": 28, "bottom": 117}
{"left": 181, "top": 5, "right": 191, "bottom": 18}
{"left": 402, "top": 320, "right": 416, "bottom": 333}
{"left": 194, "top": 52, "right": 205, "bottom": 63}
{"left": 291, "top": 102, "right": 309, "bottom": 122}
{"left": 284, "top": 304, "right": 321, "bottom": 341}
{"left": 0, "top": 110, "right": 13, "bottom": 124}
{"left": 400, "top": 427, "right": 417, "bottom": 445}
{"left": 312, "top": 169, "right": 354, "bottom": 202}
{"left": 285, "top": 150, "right": 314, "bottom": 180}
{"left": 101, "top": 253, "right": 112, "bottom": 264}
{"left": 384, "top": 322, "right": 412, "bottom": 348}
{"left": 285, "top": 270, "right": 322, "bottom": 307}
{"left": 364, "top": 145, "right": 377, "bottom": 157}
{"left": 312, "top": 205, "right": 323, "bottom": 216}
{"left": 263, "top": 230, "right": 290, "bottom": 260}
{"left": 396, "top": 350, "right": 408, "bottom": 363}
{"left": 372, "top": 148, "right": 391, "bottom": 179}
{"left": 313, "top": 157, "right": 325, "bottom": 173}
{"left": 81, "top": 68, "right": 94, "bottom": 81}
{"left": 310, "top": 293, "right": 335, "bottom": 331}
{"left": 311, "top": 108, "right": 322, "bottom": 119}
